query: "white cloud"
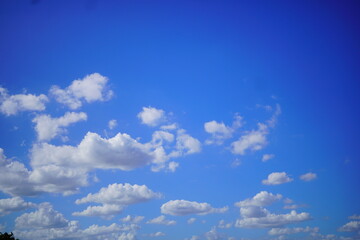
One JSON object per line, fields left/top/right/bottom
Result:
{"left": 268, "top": 226, "right": 319, "bottom": 235}
{"left": 300, "top": 172, "right": 317, "bottom": 182}
{"left": 262, "top": 154, "right": 275, "bottom": 162}
{"left": 160, "top": 123, "right": 178, "bottom": 131}
{"left": 108, "top": 119, "right": 117, "bottom": 130}
{"left": 262, "top": 172, "right": 293, "bottom": 185}
{"left": 231, "top": 123, "right": 268, "bottom": 155}
{"left": 0, "top": 197, "right": 35, "bottom": 216}
{"left": 147, "top": 215, "right": 176, "bottom": 225}
{"left": 75, "top": 183, "right": 161, "bottom": 205}
{"left": 240, "top": 206, "right": 269, "bottom": 218}
{"left": 151, "top": 131, "right": 175, "bottom": 146}
{"left": 50, "top": 73, "right": 113, "bottom": 109}
{"left": 231, "top": 105, "right": 281, "bottom": 155}
{"left": 218, "top": 220, "right": 233, "bottom": 229}
{"left": 15, "top": 202, "right": 69, "bottom": 229}
{"left": 137, "top": 107, "right": 165, "bottom": 127}
{"left": 188, "top": 218, "right": 196, "bottom": 224}
{"left": 204, "top": 227, "right": 226, "bottom": 240}
{"left": 235, "top": 191, "right": 282, "bottom": 207}
{"left": 283, "top": 204, "right": 306, "bottom": 210}
{"left": 120, "top": 215, "right": 145, "bottom": 224}
{"left": 235, "top": 210, "right": 311, "bottom": 228}
{"left": 168, "top": 161, "right": 179, "bottom": 172}
{"left": 148, "top": 232, "right": 165, "bottom": 237}
{"left": 204, "top": 121, "right": 233, "bottom": 145}
{"left": 349, "top": 214, "right": 360, "bottom": 220}
{"left": 161, "top": 200, "right": 228, "bottom": 216}
{"left": 338, "top": 221, "right": 360, "bottom": 232}
{"left": 32, "top": 112, "right": 87, "bottom": 141}
{"left": 170, "top": 129, "right": 201, "bottom": 157}
{"left": 74, "top": 183, "right": 160, "bottom": 218}
{"left": 72, "top": 204, "right": 124, "bottom": 219}
{"left": 0, "top": 87, "right": 48, "bottom": 116}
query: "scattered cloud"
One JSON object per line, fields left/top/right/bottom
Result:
{"left": 146, "top": 215, "right": 176, "bottom": 225}
{"left": 50, "top": 73, "right": 113, "bottom": 109}
{"left": 262, "top": 154, "right": 275, "bottom": 162}
{"left": 204, "top": 114, "right": 242, "bottom": 145}
{"left": 236, "top": 210, "right": 311, "bottom": 228}
{"left": 120, "top": 215, "right": 145, "bottom": 224}
{"left": 300, "top": 172, "right": 317, "bottom": 182}
{"left": 218, "top": 220, "right": 233, "bottom": 229}
{"left": 108, "top": 119, "right": 117, "bottom": 130}
{"left": 188, "top": 218, "right": 196, "bottom": 224}
{"left": 72, "top": 204, "right": 124, "bottom": 219}
{"left": 161, "top": 200, "right": 228, "bottom": 216}
{"left": 170, "top": 129, "right": 202, "bottom": 157}
{"left": 268, "top": 226, "right": 319, "bottom": 235}
{"left": 204, "top": 227, "right": 226, "bottom": 240}
{"left": 32, "top": 112, "right": 87, "bottom": 141}
{"left": 338, "top": 221, "right": 360, "bottom": 232}
{"left": 0, "top": 197, "right": 36, "bottom": 216}
{"left": 349, "top": 214, "right": 360, "bottom": 220}
{"left": 235, "top": 191, "right": 282, "bottom": 207}
{"left": 138, "top": 107, "right": 166, "bottom": 127}
{"left": 262, "top": 172, "right": 293, "bottom": 185}
{"left": 0, "top": 87, "right": 48, "bottom": 116}
{"left": 148, "top": 232, "right": 165, "bottom": 237}
{"left": 283, "top": 204, "right": 307, "bottom": 210}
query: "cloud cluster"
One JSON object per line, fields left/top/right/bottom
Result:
{"left": 0, "top": 197, "right": 35, "bottom": 216}
{"left": 50, "top": 73, "right": 113, "bottom": 109}
{"left": 161, "top": 200, "right": 228, "bottom": 216}
{"left": 204, "top": 114, "right": 242, "bottom": 145}
{"left": 32, "top": 112, "right": 87, "bottom": 141}
{"left": 0, "top": 87, "right": 48, "bottom": 116}
{"left": 338, "top": 221, "right": 360, "bottom": 232}
{"left": 268, "top": 226, "right": 319, "bottom": 235}
{"left": 262, "top": 172, "right": 293, "bottom": 185}
{"left": 146, "top": 215, "right": 176, "bottom": 225}
{"left": 74, "top": 183, "right": 161, "bottom": 218}
{"left": 235, "top": 191, "right": 311, "bottom": 229}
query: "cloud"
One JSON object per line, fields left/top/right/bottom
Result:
{"left": 170, "top": 129, "right": 202, "bottom": 157}
{"left": 75, "top": 183, "right": 161, "bottom": 205}
{"left": 349, "top": 215, "right": 360, "bottom": 220}
{"left": 268, "top": 226, "right": 319, "bottom": 235}
{"left": 72, "top": 204, "right": 124, "bottom": 219}
{"left": 204, "top": 114, "right": 242, "bottom": 145}
{"left": 138, "top": 107, "right": 166, "bottom": 127}
{"left": 74, "top": 183, "right": 160, "bottom": 218}
{"left": 0, "top": 87, "right": 48, "bottom": 116}
{"left": 283, "top": 204, "right": 307, "bottom": 210}
{"left": 239, "top": 206, "right": 270, "bottom": 218}
{"left": 262, "top": 154, "right": 275, "bottom": 162}
{"left": 32, "top": 112, "right": 87, "bottom": 141}
{"left": 0, "top": 197, "right": 35, "bottom": 216}
{"left": 231, "top": 104, "right": 281, "bottom": 155}
{"left": 148, "top": 232, "right": 165, "bottom": 237}
{"left": 187, "top": 218, "right": 196, "bottom": 224}
{"left": 234, "top": 191, "right": 282, "bottom": 207}
{"left": 15, "top": 202, "right": 69, "bottom": 229}
{"left": 108, "top": 119, "right": 117, "bottom": 130}
{"left": 50, "top": 73, "right": 113, "bottom": 109}
{"left": 262, "top": 172, "right": 293, "bottom": 185}
{"left": 204, "top": 227, "right": 226, "bottom": 240}
{"left": 338, "top": 221, "right": 360, "bottom": 232}
{"left": 120, "top": 215, "right": 145, "bottom": 224}
{"left": 235, "top": 210, "right": 311, "bottom": 228}
{"left": 218, "top": 220, "right": 233, "bottom": 229}
{"left": 300, "top": 172, "right": 317, "bottom": 182}
{"left": 146, "top": 215, "right": 176, "bottom": 225}
{"left": 161, "top": 200, "right": 228, "bottom": 216}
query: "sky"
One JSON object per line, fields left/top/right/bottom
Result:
{"left": 0, "top": 0, "right": 360, "bottom": 240}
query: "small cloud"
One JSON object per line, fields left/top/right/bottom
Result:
{"left": 231, "top": 158, "right": 241, "bottom": 168}
{"left": 108, "top": 119, "right": 117, "bottom": 130}
{"left": 187, "top": 218, "right": 196, "bottom": 224}
{"left": 262, "top": 154, "right": 274, "bottom": 162}
{"left": 137, "top": 107, "right": 166, "bottom": 127}
{"left": 262, "top": 172, "right": 293, "bottom": 185}
{"left": 146, "top": 215, "right": 176, "bottom": 225}
{"left": 299, "top": 172, "right": 317, "bottom": 182}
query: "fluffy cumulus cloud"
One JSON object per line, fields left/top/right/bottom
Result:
{"left": 262, "top": 172, "right": 293, "bottom": 185}
{"left": 0, "top": 87, "right": 48, "bottom": 116}
{"left": 161, "top": 200, "right": 228, "bottom": 216}
{"left": 137, "top": 107, "right": 166, "bottom": 127}
{"left": 170, "top": 129, "right": 202, "bottom": 157}
{"left": 32, "top": 112, "right": 87, "bottom": 141}
{"left": 338, "top": 221, "right": 360, "bottom": 232}
{"left": 14, "top": 202, "right": 138, "bottom": 240}
{"left": 268, "top": 226, "right": 319, "bottom": 235}
{"left": 0, "top": 197, "right": 35, "bottom": 216}
{"left": 231, "top": 104, "right": 281, "bottom": 155}
{"left": 300, "top": 172, "right": 317, "bottom": 182}
{"left": 120, "top": 215, "right": 145, "bottom": 224}
{"left": 146, "top": 215, "right": 176, "bottom": 225}
{"left": 74, "top": 183, "right": 160, "bottom": 218}
{"left": 50, "top": 73, "right": 113, "bottom": 109}
{"left": 236, "top": 210, "right": 311, "bottom": 228}
{"left": 235, "top": 191, "right": 282, "bottom": 207}
{"left": 204, "top": 114, "right": 242, "bottom": 145}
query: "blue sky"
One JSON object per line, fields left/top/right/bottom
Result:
{"left": 0, "top": 0, "right": 359, "bottom": 239}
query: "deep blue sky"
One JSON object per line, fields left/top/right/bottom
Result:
{"left": 0, "top": 1, "right": 359, "bottom": 240}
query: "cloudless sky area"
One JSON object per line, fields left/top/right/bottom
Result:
{"left": 0, "top": 0, "right": 359, "bottom": 240}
